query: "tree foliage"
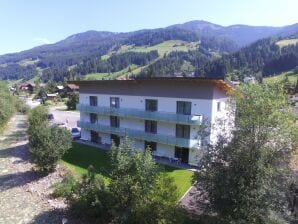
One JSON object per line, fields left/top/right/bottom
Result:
{"left": 198, "top": 83, "right": 298, "bottom": 223}
{"left": 66, "top": 138, "right": 181, "bottom": 224}
{"left": 66, "top": 93, "right": 79, "bottom": 110}
{"left": 28, "top": 106, "right": 72, "bottom": 172}
{"left": 0, "top": 81, "right": 16, "bottom": 130}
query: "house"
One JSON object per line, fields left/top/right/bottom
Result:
{"left": 70, "top": 77, "right": 233, "bottom": 166}
{"left": 55, "top": 85, "right": 64, "bottom": 94}
{"left": 19, "top": 83, "right": 35, "bottom": 92}
{"left": 66, "top": 84, "right": 79, "bottom": 96}
{"left": 46, "top": 93, "right": 58, "bottom": 101}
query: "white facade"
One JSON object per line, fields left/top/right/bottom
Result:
{"left": 76, "top": 80, "right": 231, "bottom": 167}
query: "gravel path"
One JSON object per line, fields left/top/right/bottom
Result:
{"left": 0, "top": 114, "right": 69, "bottom": 224}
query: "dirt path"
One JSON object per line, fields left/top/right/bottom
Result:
{"left": 0, "top": 114, "right": 68, "bottom": 224}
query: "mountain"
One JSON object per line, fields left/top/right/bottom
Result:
{"left": 0, "top": 20, "right": 298, "bottom": 82}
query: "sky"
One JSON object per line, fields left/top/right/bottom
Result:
{"left": 0, "top": 0, "right": 298, "bottom": 55}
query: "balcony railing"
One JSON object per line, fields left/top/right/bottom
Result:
{"left": 77, "top": 104, "right": 202, "bottom": 125}
{"left": 78, "top": 121, "right": 199, "bottom": 148}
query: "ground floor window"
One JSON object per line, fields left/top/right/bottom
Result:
{"left": 144, "top": 141, "right": 157, "bottom": 151}
{"left": 111, "top": 134, "right": 120, "bottom": 147}
{"left": 91, "top": 130, "right": 100, "bottom": 143}
{"left": 175, "top": 147, "right": 189, "bottom": 163}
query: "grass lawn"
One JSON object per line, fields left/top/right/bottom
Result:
{"left": 264, "top": 70, "right": 297, "bottom": 85}
{"left": 276, "top": 38, "right": 298, "bottom": 48}
{"left": 62, "top": 142, "right": 194, "bottom": 198}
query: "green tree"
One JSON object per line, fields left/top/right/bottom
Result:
{"left": 108, "top": 137, "right": 180, "bottom": 223}
{"left": 28, "top": 106, "right": 72, "bottom": 172}
{"left": 198, "top": 83, "right": 298, "bottom": 223}
{"left": 67, "top": 137, "right": 181, "bottom": 223}
{"left": 66, "top": 93, "right": 79, "bottom": 110}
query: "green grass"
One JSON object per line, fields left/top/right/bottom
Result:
{"left": 264, "top": 70, "right": 298, "bottom": 84}
{"left": 102, "top": 40, "right": 199, "bottom": 61}
{"left": 276, "top": 38, "right": 298, "bottom": 48}
{"left": 117, "top": 40, "right": 199, "bottom": 56}
{"left": 62, "top": 142, "right": 194, "bottom": 198}
{"left": 84, "top": 64, "right": 139, "bottom": 80}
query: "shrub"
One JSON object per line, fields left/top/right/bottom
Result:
{"left": 28, "top": 106, "right": 72, "bottom": 173}
{"left": 16, "top": 99, "right": 30, "bottom": 114}
{"left": 66, "top": 93, "right": 79, "bottom": 110}
{"left": 52, "top": 173, "right": 77, "bottom": 198}
{"left": 0, "top": 81, "right": 17, "bottom": 130}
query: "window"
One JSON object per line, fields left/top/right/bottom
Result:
{"left": 145, "top": 99, "right": 158, "bottom": 112}
{"left": 217, "top": 102, "right": 221, "bottom": 112}
{"left": 89, "top": 96, "right": 98, "bottom": 106}
{"left": 145, "top": 120, "right": 157, "bottom": 133}
{"left": 145, "top": 141, "right": 157, "bottom": 151}
{"left": 110, "top": 97, "right": 120, "bottom": 108}
{"left": 176, "top": 124, "right": 190, "bottom": 139}
{"left": 90, "top": 113, "right": 98, "bottom": 124}
{"left": 176, "top": 101, "right": 191, "bottom": 115}
{"left": 90, "top": 130, "right": 99, "bottom": 143}
{"left": 110, "top": 116, "right": 120, "bottom": 128}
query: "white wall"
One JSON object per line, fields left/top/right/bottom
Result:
{"left": 78, "top": 89, "right": 231, "bottom": 165}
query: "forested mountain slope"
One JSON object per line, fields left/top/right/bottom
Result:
{"left": 0, "top": 20, "right": 297, "bottom": 82}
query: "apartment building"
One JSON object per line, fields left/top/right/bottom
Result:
{"left": 70, "top": 78, "right": 233, "bottom": 166}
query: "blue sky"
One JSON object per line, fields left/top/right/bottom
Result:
{"left": 0, "top": 0, "right": 297, "bottom": 55}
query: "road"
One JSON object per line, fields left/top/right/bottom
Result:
{"left": 49, "top": 109, "right": 80, "bottom": 129}
{"left": 25, "top": 98, "right": 80, "bottom": 129}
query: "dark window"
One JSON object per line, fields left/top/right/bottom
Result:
{"left": 176, "top": 101, "right": 191, "bottom": 115}
{"left": 145, "top": 141, "right": 157, "bottom": 151}
{"left": 175, "top": 147, "right": 189, "bottom": 163}
{"left": 110, "top": 116, "right": 120, "bottom": 128}
{"left": 111, "top": 134, "right": 120, "bottom": 147}
{"left": 110, "top": 97, "right": 120, "bottom": 108}
{"left": 91, "top": 130, "right": 99, "bottom": 143}
{"left": 145, "top": 120, "right": 157, "bottom": 133}
{"left": 176, "top": 124, "right": 190, "bottom": 138}
{"left": 90, "top": 113, "right": 98, "bottom": 124}
{"left": 90, "top": 96, "right": 98, "bottom": 106}
{"left": 145, "top": 99, "right": 158, "bottom": 111}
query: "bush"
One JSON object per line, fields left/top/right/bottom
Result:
{"left": 66, "top": 138, "right": 182, "bottom": 223}
{"left": 52, "top": 173, "right": 77, "bottom": 198}
{"left": 66, "top": 93, "right": 79, "bottom": 110}
{"left": 28, "top": 106, "right": 72, "bottom": 173}
{"left": 16, "top": 99, "right": 30, "bottom": 114}
{"left": 0, "top": 81, "right": 17, "bottom": 130}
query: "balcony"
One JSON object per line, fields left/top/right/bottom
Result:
{"left": 77, "top": 121, "right": 199, "bottom": 148}
{"left": 77, "top": 104, "right": 202, "bottom": 125}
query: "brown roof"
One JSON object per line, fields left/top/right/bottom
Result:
{"left": 68, "top": 77, "right": 233, "bottom": 93}
{"left": 67, "top": 84, "right": 79, "bottom": 90}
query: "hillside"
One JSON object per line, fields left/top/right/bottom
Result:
{"left": 0, "top": 20, "right": 298, "bottom": 82}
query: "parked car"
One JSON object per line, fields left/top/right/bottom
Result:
{"left": 56, "top": 122, "right": 67, "bottom": 128}
{"left": 71, "top": 127, "right": 81, "bottom": 140}
{"left": 47, "top": 113, "right": 54, "bottom": 121}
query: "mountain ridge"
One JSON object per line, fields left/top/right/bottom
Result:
{"left": 0, "top": 20, "right": 297, "bottom": 82}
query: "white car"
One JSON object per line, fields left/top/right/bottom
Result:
{"left": 71, "top": 127, "right": 81, "bottom": 139}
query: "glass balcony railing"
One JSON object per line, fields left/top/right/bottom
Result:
{"left": 77, "top": 104, "right": 202, "bottom": 125}
{"left": 77, "top": 121, "right": 199, "bottom": 148}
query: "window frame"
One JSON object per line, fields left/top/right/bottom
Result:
{"left": 89, "top": 96, "right": 98, "bottom": 106}
{"left": 110, "top": 97, "right": 120, "bottom": 108}
{"left": 145, "top": 99, "right": 158, "bottom": 112}
{"left": 145, "top": 120, "right": 157, "bottom": 134}
{"left": 176, "top": 101, "right": 191, "bottom": 115}
{"left": 176, "top": 124, "right": 190, "bottom": 139}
